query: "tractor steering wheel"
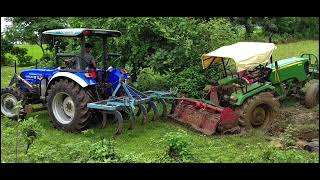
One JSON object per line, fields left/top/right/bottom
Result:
{"left": 249, "top": 64, "right": 264, "bottom": 73}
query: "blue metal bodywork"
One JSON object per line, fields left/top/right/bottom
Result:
{"left": 20, "top": 68, "right": 58, "bottom": 85}
{"left": 18, "top": 67, "right": 128, "bottom": 96}
{"left": 108, "top": 69, "right": 128, "bottom": 91}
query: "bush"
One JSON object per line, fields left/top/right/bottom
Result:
{"left": 10, "top": 47, "right": 33, "bottom": 67}
{"left": 281, "top": 124, "right": 297, "bottom": 147}
{"left": 88, "top": 138, "right": 120, "bottom": 163}
{"left": 169, "top": 66, "right": 206, "bottom": 98}
{"left": 19, "top": 115, "right": 43, "bottom": 153}
{"left": 26, "top": 140, "right": 92, "bottom": 163}
{"left": 38, "top": 52, "right": 55, "bottom": 68}
{"left": 1, "top": 35, "right": 14, "bottom": 66}
{"left": 69, "top": 17, "right": 243, "bottom": 81}
{"left": 159, "top": 130, "right": 198, "bottom": 162}
{"left": 135, "top": 67, "right": 170, "bottom": 91}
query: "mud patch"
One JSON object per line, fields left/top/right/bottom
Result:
{"left": 268, "top": 102, "right": 319, "bottom": 138}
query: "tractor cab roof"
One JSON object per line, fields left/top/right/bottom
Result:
{"left": 202, "top": 42, "right": 277, "bottom": 72}
{"left": 42, "top": 28, "right": 121, "bottom": 37}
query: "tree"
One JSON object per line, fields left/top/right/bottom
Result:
{"left": 1, "top": 34, "right": 14, "bottom": 65}
{"left": 229, "top": 17, "right": 257, "bottom": 40}
{"left": 67, "top": 17, "right": 243, "bottom": 81}
{"left": 4, "top": 17, "right": 67, "bottom": 54}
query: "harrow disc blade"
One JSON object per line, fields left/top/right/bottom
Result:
{"left": 158, "top": 98, "right": 168, "bottom": 118}
{"left": 148, "top": 101, "right": 158, "bottom": 121}
{"left": 137, "top": 104, "right": 148, "bottom": 125}
{"left": 128, "top": 107, "right": 136, "bottom": 130}
{"left": 114, "top": 111, "right": 124, "bottom": 135}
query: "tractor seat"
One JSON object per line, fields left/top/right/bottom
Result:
{"left": 238, "top": 70, "right": 254, "bottom": 84}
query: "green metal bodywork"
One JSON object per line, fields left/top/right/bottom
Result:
{"left": 267, "top": 57, "right": 309, "bottom": 84}
{"left": 218, "top": 76, "right": 237, "bottom": 86}
{"left": 230, "top": 82, "right": 275, "bottom": 106}
{"left": 207, "top": 53, "right": 318, "bottom": 107}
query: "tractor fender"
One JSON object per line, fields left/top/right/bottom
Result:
{"left": 46, "top": 72, "right": 97, "bottom": 94}
{"left": 232, "top": 83, "right": 275, "bottom": 106}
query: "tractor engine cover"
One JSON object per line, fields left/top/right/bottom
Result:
{"left": 172, "top": 100, "right": 240, "bottom": 135}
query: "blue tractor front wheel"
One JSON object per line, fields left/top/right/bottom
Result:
{"left": 1, "top": 87, "right": 26, "bottom": 120}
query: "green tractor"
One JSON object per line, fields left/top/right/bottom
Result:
{"left": 171, "top": 42, "right": 319, "bottom": 134}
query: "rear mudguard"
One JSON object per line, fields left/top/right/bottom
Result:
{"left": 45, "top": 72, "right": 97, "bottom": 96}
{"left": 231, "top": 83, "right": 275, "bottom": 106}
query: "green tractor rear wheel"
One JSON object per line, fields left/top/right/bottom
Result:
{"left": 304, "top": 81, "right": 319, "bottom": 109}
{"left": 236, "top": 92, "right": 280, "bottom": 130}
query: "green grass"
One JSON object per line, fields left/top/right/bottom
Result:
{"left": 1, "top": 40, "right": 319, "bottom": 163}
{"left": 273, "top": 40, "right": 319, "bottom": 60}
{"left": 16, "top": 44, "right": 44, "bottom": 61}
{"left": 1, "top": 115, "right": 318, "bottom": 163}
{"left": 4, "top": 44, "right": 45, "bottom": 64}
{"left": 1, "top": 66, "right": 32, "bottom": 89}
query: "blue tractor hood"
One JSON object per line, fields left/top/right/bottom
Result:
{"left": 20, "top": 68, "right": 58, "bottom": 85}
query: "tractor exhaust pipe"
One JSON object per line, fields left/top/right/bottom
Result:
{"left": 14, "top": 60, "right": 17, "bottom": 74}
{"left": 269, "top": 33, "right": 273, "bottom": 64}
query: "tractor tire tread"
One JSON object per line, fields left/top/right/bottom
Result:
{"left": 304, "top": 82, "right": 319, "bottom": 108}
{"left": 236, "top": 92, "right": 280, "bottom": 130}
{"left": 1, "top": 87, "right": 27, "bottom": 120}
{"left": 47, "top": 79, "right": 93, "bottom": 132}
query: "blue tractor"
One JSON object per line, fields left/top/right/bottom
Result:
{"left": 1, "top": 28, "right": 174, "bottom": 134}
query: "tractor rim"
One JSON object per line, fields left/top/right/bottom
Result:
{"left": 52, "top": 92, "right": 75, "bottom": 124}
{"left": 1, "top": 93, "right": 18, "bottom": 117}
{"left": 251, "top": 104, "right": 271, "bottom": 128}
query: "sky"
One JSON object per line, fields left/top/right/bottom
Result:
{"left": 1, "top": 17, "right": 12, "bottom": 33}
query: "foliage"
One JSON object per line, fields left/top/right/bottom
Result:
{"left": 255, "top": 142, "right": 316, "bottom": 163}
{"left": 281, "top": 124, "right": 297, "bottom": 147}
{"left": 158, "top": 130, "right": 198, "bottom": 162}
{"left": 88, "top": 138, "right": 120, "bottom": 163}
{"left": 229, "top": 17, "right": 257, "bottom": 39}
{"left": 17, "top": 44, "right": 45, "bottom": 61}
{"left": 271, "top": 17, "right": 319, "bottom": 40}
{"left": 19, "top": 115, "right": 43, "bottom": 153}
{"left": 135, "top": 67, "right": 170, "bottom": 91}
{"left": 66, "top": 17, "right": 243, "bottom": 81}
{"left": 169, "top": 66, "right": 206, "bottom": 98}
{"left": 229, "top": 17, "right": 319, "bottom": 42}
{"left": 1, "top": 34, "right": 32, "bottom": 67}
{"left": 1, "top": 34, "right": 14, "bottom": 66}
{"left": 38, "top": 52, "right": 55, "bottom": 68}
{"left": 10, "top": 46, "right": 33, "bottom": 67}
{"left": 4, "top": 17, "right": 67, "bottom": 53}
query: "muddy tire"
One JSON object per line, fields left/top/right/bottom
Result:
{"left": 305, "top": 82, "right": 319, "bottom": 109}
{"left": 303, "top": 79, "right": 319, "bottom": 91}
{"left": 47, "top": 79, "right": 93, "bottom": 132}
{"left": 237, "top": 92, "right": 280, "bottom": 130}
{"left": 1, "top": 87, "right": 26, "bottom": 120}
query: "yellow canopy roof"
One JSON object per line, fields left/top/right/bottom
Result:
{"left": 202, "top": 42, "right": 277, "bottom": 72}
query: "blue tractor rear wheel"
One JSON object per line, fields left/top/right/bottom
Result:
{"left": 47, "top": 79, "right": 93, "bottom": 132}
